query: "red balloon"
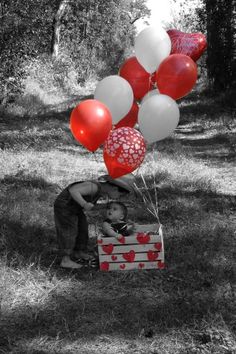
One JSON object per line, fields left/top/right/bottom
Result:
{"left": 103, "top": 127, "right": 146, "bottom": 178}
{"left": 70, "top": 99, "right": 112, "bottom": 152}
{"left": 167, "top": 29, "right": 207, "bottom": 62}
{"left": 155, "top": 54, "right": 198, "bottom": 100}
{"left": 114, "top": 101, "right": 139, "bottom": 129}
{"left": 119, "top": 57, "right": 151, "bottom": 100}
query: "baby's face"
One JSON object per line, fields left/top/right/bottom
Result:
{"left": 106, "top": 204, "right": 124, "bottom": 222}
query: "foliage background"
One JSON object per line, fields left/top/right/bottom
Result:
{"left": 0, "top": 0, "right": 235, "bottom": 114}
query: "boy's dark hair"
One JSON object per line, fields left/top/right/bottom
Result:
{"left": 107, "top": 201, "right": 128, "bottom": 220}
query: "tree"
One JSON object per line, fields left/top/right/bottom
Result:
{"left": 204, "top": 0, "right": 236, "bottom": 91}
{"left": 167, "top": 0, "right": 204, "bottom": 33}
{"left": 0, "top": 0, "right": 150, "bottom": 104}
{"left": 0, "top": 0, "right": 60, "bottom": 102}
{"left": 51, "top": 0, "right": 150, "bottom": 75}
{"left": 168, "top": 0, "right": 235, "bottom": 92}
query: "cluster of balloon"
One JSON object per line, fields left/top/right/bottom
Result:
{"left": 70, "top": 25, "right": 207, "bottom": 178}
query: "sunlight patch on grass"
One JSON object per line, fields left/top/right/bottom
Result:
{"left": 10, "top": 325, "right": 236, "bottom": 354}
{"left": 0, "top": 257, "right": 82, "bottom": 315}
{"left": 1, "top": 150, "right": 105, "bottom": 186}
{"left": 137, "top": 150, "right": 219, "bottom": 194}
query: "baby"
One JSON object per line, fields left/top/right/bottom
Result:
{"left": 102, "top": 201, "right": 135, "bottom": 240}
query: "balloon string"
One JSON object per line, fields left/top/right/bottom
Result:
{"left": 148, "top": 74, "right": 153, "bottom": 91}
{"left": 92, "top": 150, "right": 99, "bottom": 169}
{"left": 149, "top": 72, "right": 156, "bottom": 91}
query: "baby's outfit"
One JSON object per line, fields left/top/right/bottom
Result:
{"left": 103, "top": 219, "right": 132, "bottom": 236}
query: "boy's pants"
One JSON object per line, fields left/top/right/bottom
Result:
{"left": 54, "top": 207, "right": 88, "bottom": 256}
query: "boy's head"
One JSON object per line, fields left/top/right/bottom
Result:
{"left": 98, "top": 174, "right": 135, "bottom": 199}
{"left": 106, "top": 201, "right": 128, "bottom": 222}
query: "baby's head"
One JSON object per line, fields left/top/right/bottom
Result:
{"left": 106, "top": 201, "right": 128, "bottom": 222}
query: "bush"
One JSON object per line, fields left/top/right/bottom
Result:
{"left": 2, "top": 50, "right": 98, "bottom": 116}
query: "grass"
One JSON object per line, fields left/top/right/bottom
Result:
{"left": 0, "top": 89, "right": 236, "bottom": 354}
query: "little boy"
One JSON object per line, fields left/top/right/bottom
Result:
{"left": 54, "top": 174, "right": 135, "bottom": 269}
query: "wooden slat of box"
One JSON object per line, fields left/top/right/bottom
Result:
{"left": 99, "top": 243, "right": 162, "bottom": 254}
{"left": 100, "top": 260, "right": 165, "bottom": 271}
{"left": 98, "top": 233, "right": 162, "bottom": 245}
{"left": 99, "top": 251, "right": 164, "bottom": 263}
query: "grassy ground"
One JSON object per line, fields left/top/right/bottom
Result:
{"left": 0, "top": 90, "right": 236, "bottom": 354}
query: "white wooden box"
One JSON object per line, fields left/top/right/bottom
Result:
{"left": 97, "top": 224, "right": 165, "bottom": 271}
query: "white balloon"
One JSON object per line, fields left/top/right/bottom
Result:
{"left": 138, "top": 94, "right": 180, "bottom": 143}
{"left": 141, "top": 89, "right": 160, "bottom": 104}
{"left": 134, "top": 26, "right": 171, "bottom": 74}
{"left": 94, "top": 75, "right": 133, "bottom": 124}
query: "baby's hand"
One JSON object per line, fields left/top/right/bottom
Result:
{"left": 83, "top": 202, "right": 94, "bottom": 211}
{"left": 126, "top": 222, "right": 135, "bottom": 232}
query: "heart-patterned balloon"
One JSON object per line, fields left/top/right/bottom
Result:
{"left": 103, "top": 127, "right": 146, "bottom": 178}
{"left": 167, "top": 29, "right": 207, "bottom": 62}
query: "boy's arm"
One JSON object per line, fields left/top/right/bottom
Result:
{"left": 69, "top": 182, "right": 98, "bottom": 209}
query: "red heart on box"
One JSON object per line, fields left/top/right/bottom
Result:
{"left": 118, "top": 236, "right": 125, "bottom": 244}
{"left": 157, "top": 261, "right": 165, "bottom": 269}
{"left": 139, "top": 263, "right": 145, "bottom": 269}
{"left": 137, "top": 233, "right": 150, "bottom": 244}
{"left": 167, "top": 29, "right": 207, "bottom": 62}
{"left": 154, "top": 242, "right": 162, "bottom": 251}
{"left": 120, "top": 264, "right": 126, "bottom": 270}
{"left": 147, "top": 250, "right": 159, "bottom": 262}
{"left": 97, "top": 239, "right": 103, "bottom": 244}
{"left": 102, "top": 244, "right": 114, "bottom": 255}
{"left": 100, "top": 261, "right": 109, "bottom": 271}
{"left": 111, "top": 255, "right": 117, "bottom": 261}
{"left": 122, "top": 250, "right": 135, "bottom": 262}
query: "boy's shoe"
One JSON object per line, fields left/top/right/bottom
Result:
{"left": 89, "top": 258, "right": 99, "bottom": 269}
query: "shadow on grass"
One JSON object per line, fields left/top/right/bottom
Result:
{"left": 0, "top": 217, "right": 57, "bottom": 262}
{"left": 1, "top": 174, "right": 235, "bottom": 347}
{"left": 0, "top": 93, "right": 93, "bottom": 124}
{"left": 1, "top": 221, "right": 235, "bottom": 350}
{"left": 178, "top": 89, "right": 236, "bottom": 121}
{"left": 1, "top": 174, "right": 59, "bottom": 190}
{"left": 177, "top": 135, "right": 235, "bottom": 164}
{"left": 1, "top": 189, "right": 235, "bottom": 351}
{"left": 0, "top": 93, "right": 95, "bottom": 151}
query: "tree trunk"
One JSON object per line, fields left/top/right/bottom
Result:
{"left": 52, "top": 0, "right": 71, "bottom": 58}
{"left": 206, "top": 0, "right": 236, "bottom": 91}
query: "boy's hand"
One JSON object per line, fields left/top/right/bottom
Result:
{"left": 83, "top": 202, "right": 94, "bottom": 211}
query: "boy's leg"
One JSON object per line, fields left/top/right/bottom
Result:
{"left": 73, "top": 210, "right": 93, "bottom": 260}
{"left": 54, "top": 207, "right": 83, "bottom": 268}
